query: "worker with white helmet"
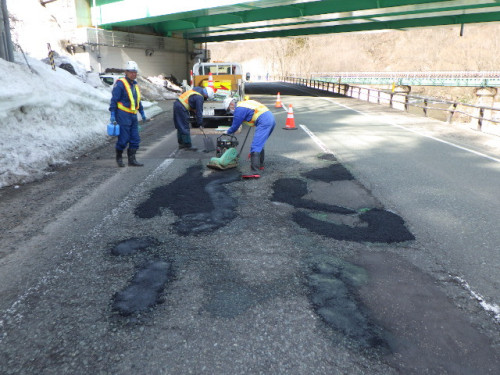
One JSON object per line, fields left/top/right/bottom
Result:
{"left": 109, "top": 60, "right": 147, "bottom": 167}
{"left": 173, "top": 86, "right": 214, "bottom": 151}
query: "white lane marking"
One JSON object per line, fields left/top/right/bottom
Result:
{"left": 452, "top": 276, "right": 500, "bottom": 324}
{"left": 299, "top": 124, "right": 334, "bottom": 155}
{"left": 325, "top": 98, "right": 500, "bottom": 164}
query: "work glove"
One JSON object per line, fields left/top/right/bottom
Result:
{"left": 110, "top": 112, "right": 116, "bottom": 124}
{"left": 141, "top": 117, "right": 147, "bottom": 125}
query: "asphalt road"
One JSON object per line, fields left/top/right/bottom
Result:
{"left": 0, "top": 82, "right": 498, "bottom": 374}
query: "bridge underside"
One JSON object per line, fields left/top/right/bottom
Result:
{"left": 89, "top": 1, "right": 500, "bottom": 43}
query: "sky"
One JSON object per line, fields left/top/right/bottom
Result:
{"left": 0, "top": 52, "right": 168, "bottom": 189}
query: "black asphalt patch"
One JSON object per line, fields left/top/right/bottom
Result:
{"left": 135, "top": 166, "right": 240, "bottom": 235}
{"left": 302, "top": 163, "right": 354, "bottom": 182}
{"left": 272, "top": 178, "right": 355, "bottom": 214}
{"left": 318, "top": 153, "right": 337, "bottom": 162}
{"left": 307, "top": 255, "right": 391, "bottom": 352}
{"left": 110, "top": 237, "right": 159, "bottom": 256}
{"left": 112, "top": 260, "right": 172, "bottom": 317}
{"left": 294, "top": 209, "right": 415, "bottom": 243}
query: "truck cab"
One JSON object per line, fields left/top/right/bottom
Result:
{"left": 187, "top": 62, "right": 245, "bottom": 126}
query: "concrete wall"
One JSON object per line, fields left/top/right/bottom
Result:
{"left": 71, "top": 28, "right": 194, "bottom": 82}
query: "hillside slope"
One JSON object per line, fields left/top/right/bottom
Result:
{"left": 209, "top": 23, "right": 500, "bottom": 102}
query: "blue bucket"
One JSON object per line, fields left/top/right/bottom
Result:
{"left": 107, "top": 122, "right": 120, "bottom": 136}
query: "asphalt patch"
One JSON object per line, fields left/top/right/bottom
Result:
{"left": 302, "top": 163, "right": 354, "bottom": 182}
{"left": 272, "top": 178, "right": 354, "bottom": 214}
{"left": 306, "top": 255, "right": 391, "bottom": 352}
{"left": 110, "top": 237, "right": 159, "bottom": 256}
{"left": 318, "top": 153, "right": 337, "bottom": 162}
{"left": 294, "top": 209, "right": 415, "bottom": 243}
{"left": 112, "top": 260, "right": 172, "bottom": 317}
{"left": 134, "top": 166, "right": 240, "bottom": 235}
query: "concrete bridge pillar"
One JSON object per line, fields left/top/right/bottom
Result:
{"left": 393, "top": 85, "right": 411, "bottom": 94}
{"left": 473, "top": 87, "right": 497, "bottom": 131}
{"left": 391, "top": 85, "right": 411, "bottom": 111}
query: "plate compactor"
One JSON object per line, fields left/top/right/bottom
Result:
{"left": 207, "top": 134, "right": 240, "bottom": 170}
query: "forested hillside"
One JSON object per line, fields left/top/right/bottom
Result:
{"left": 209, "top": 23, "right": 500, "bottom": 102}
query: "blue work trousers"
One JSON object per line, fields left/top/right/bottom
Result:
{"left": 115, "top": 110, "right": 140, "bottom": 150}
{"left": 173, "top": 100, "right": 193, "bottom": 146}
{"left": 250, "top": 111, "right": 276, "bottom": 153}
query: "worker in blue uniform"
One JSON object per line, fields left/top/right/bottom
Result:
{"left": 225, "top": 99, "right": 276, "bottom": 178}
{"left": 109, "top": 61, "right": 147, "bottom": 167}
{"left": 174, "top": 86, "right": 215, "bottom": 151}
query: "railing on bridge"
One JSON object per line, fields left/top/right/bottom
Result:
{"left": 283, "top": 76, "right": 500, "bottom": 132}
{"left": 307, "top": 71, "right": 500, "bottom": 88}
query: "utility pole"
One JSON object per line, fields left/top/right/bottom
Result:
{"left": 0, "top": 0, "right": 14, "bottom": 62}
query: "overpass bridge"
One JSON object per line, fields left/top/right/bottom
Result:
{"left": 63, "top": 1, "right": 500, "bottom": 78}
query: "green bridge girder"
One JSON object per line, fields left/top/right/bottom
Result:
{"left": 88, "top": 1, "right": 500, "bottom": 43}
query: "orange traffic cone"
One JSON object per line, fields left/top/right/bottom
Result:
{"left": 208, "top": 72, "right": 215, "bottom": 90}
{"left": 283, "top": 104, "right": 297, "bottom": 130}
{"left": 275, "top": 92, "right": 282, "bottom": 108}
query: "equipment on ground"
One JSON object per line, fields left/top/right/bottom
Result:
{"left": 207, "top": 134, "right": 240, "bottom": 170}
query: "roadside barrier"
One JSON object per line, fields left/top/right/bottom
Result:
{"left": 275, "top": 92, "right": 282, "bottom": 108}
{"left": 283, "top": 104, "right": 297, "bottom": 130}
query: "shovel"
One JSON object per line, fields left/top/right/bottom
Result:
{"left": 200, "top": 126, "right": 216, "bottom": 152}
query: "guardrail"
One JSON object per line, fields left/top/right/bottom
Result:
{"left": 283, "top": 76, "right": 500, "bottom": 132}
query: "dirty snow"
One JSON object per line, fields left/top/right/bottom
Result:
{"left": 0, "top": 53, "right": 173, "bottom": 189}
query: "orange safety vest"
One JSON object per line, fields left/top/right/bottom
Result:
{"left": 178, "top": 90, "right": 204, "bottom": 111}
{"left": 237, "top": 100, "right": 269, "bottom": 127}
{"left": 117, "top": 78, "right": 141, "bottom": 114}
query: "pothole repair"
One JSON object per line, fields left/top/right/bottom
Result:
{"left": 306, "top": 255, "right": 391, "bottom": 353}
{"left": 134, "top": 165, "right": 240, "bottom": 235}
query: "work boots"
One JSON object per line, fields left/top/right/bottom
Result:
{"left": 127, "top": 148, "right": 144, "bottom": 167}
{"left": 242, "top": 152, "right": 261, "bottom": 179}
{"left": 260, "top": 149, "right": 265, "bottom": 170}
{"left": 116, "top": 149, "right": 125, "bottom": 168}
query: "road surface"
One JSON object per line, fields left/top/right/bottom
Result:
{"left": 0, "top": 82, "right": 498, "bottom": 374}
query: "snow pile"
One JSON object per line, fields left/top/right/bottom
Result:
{"left": 140, "top": 75, "right": 182, "bottom": 100}
{"left": 0, "top": 54, "right": 163, "bottom": 189}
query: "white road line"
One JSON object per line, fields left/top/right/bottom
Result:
{"left": 325, "top": 98, "right": 500, "bottom": 164}
{"left": 299, "top": 124, "right": 334, "bottom": 155}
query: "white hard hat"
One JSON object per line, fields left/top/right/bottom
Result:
{"left": 125, "top": 61, "right": 138, "bottom": 72}
{"left": 205, "top": 86, "right": 215, "bottom": 100}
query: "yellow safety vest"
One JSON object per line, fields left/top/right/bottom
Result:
{"left": 237, "top": 100, "right": 269, "bottom": 127}
{"left": 117, "top": 78, "right": 141, "bottom": 114}
{"left": 178, "top": 90, "right": 204, "bottom": 111}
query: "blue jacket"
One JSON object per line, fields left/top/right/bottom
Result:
{"left": 227, "top": 106, "right": 265, "bottom": 134}
{"left": 109, "top": 77, "right": 145, "bottom": 118}
{"left": 186, "top": 86, "right": 206, "bottom": 127}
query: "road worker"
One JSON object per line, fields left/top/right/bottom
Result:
{"left": 174, "top": 86, "right": 215, "bottom": 151}
{"left": 109, "top": 61, "right": 147, "bottom": 167}
{"left": 225, "top": 99, "right": 276, "bottom": 178}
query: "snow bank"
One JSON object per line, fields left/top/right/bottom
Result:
{"left": 0, "top": 54, "right": 164, "bottom": 189}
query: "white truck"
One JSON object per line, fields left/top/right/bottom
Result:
{"left": 184, "top": 62, "right": 245, "bottom": 126}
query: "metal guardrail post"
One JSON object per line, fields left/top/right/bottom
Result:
{"left": 404, "top": 95, "right": 409, "bottom": 112}
{"left": 478, "top": 107, "right": 484, "bottom": 131}
{"left": 446, "top": 103, "right": 458, "bottom": 123}
{"left": 423, "top": 99, "right": 428, "bottom": 117}
{"left": 390, "top": 93, "right": 394, "bottom": 108}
